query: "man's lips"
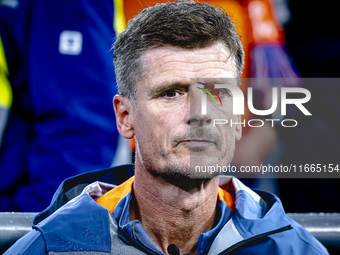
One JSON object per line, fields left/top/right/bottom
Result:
{"left": 172, "top": 131, "right": 220, "bottom": 148}
{"left": 178, "top": 139, "right": 215, "bottom": 147}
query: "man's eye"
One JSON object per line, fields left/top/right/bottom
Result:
{"left": 215, "top": 88, "right": 232, "bottom": 97}
{"left": 161, "top": 90, "right": 180, "bottom": 98}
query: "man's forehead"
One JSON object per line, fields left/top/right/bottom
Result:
{"left": 138, "top": 42, "right": 236, "bottom": 84}
{"left": 143, "top": 42, "right": 232, "bottom": 66}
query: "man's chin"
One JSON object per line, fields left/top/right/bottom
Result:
{"left": 146, "top": 154, "right": 227, "bottom": 183}
{"left": 189, "top": 168, "right": 221, "bottom": 179}
{"left": 151, "top": 166, "right": 218, "bottom": 191}
{"left": 189, "top": 154, "right": 231, "bottom": 179}
{"left": 153, "top": 163, "right": 220, "bottom": 180}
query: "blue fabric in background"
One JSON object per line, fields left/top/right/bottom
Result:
{"left": 0, "top": 0, "right": 120, "bottom": 212}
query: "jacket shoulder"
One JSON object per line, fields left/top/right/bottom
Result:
{"left": 4, "top": 230, "right": 47, "bottom": 255}
{"left": 33, "top": 165, "right": 134, "bottom": 225}
{"left": 35, "top": 194, "right": 112, "bottom": 253}
{"left": 286, "top": 217, "right": 329, "bottom": 254}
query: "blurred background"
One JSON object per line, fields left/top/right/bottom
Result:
{"left": 0, "top": 0, "right": 339, "bottom": 233}
{"left": 0, "top": 0, "right": 132, "bottom": 213}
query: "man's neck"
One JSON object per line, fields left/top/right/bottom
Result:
{"left": 130, "top": 164, "right": 220, "bottom": 255}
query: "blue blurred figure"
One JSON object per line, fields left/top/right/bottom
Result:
{"left": 0, "top": 0, "right": 125, "bottom": 212}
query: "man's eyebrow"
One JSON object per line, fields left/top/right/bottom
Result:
{"left": 148, "top": 82, "right": 190, "bottom": 97}
{"left": 198, "top": 78, "right": 237, "bottom": 87}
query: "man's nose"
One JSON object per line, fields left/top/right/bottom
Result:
{"left": 187, "top": 88, "right": 212, "bottom": 127}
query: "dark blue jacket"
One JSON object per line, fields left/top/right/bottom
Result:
{"left": 5, "top": 165, "right": 329, "bottom": 254}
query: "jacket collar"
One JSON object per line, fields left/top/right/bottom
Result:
{"left": 208, "top": 176, "right": 291, "bottom": 254}
{"left": 33, "top": 165, "right": 291, "bottom": 254}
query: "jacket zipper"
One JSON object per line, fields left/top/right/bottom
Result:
{"left": 218, "top": 225, "right": 293, "bottom": 255}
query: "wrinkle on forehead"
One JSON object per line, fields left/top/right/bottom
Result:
{"left": 143, "top": 42, "right": 235, "bottom": 77}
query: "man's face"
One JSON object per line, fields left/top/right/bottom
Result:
{"left": 130, "top": 42, "right": 241, "bottom": 178}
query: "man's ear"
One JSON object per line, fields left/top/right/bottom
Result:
{"left": 113, "top": 95, "right": 134, "bottom": 139}
{"left": 235, "top": 114, "right": 242, "bottom": 142}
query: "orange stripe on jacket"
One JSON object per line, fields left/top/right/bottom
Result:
{"left": 96, "top": 176, "right": 134, "bottom": 214}
{"left": 218, "top": 187, "right": 235, "bottom": 211}
{"left": 96, "top": 176, "right": 234, "bottom": 214}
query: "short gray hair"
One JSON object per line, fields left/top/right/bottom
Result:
{"left": 113, "top": 0, "right": 244, "bottom": 106}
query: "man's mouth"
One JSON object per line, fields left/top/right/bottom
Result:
{"left": 179, "top": 139, "right": 215, "bottom": 148}
{"left": 172, "top": 130, "right": 219, "bottom": 149}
